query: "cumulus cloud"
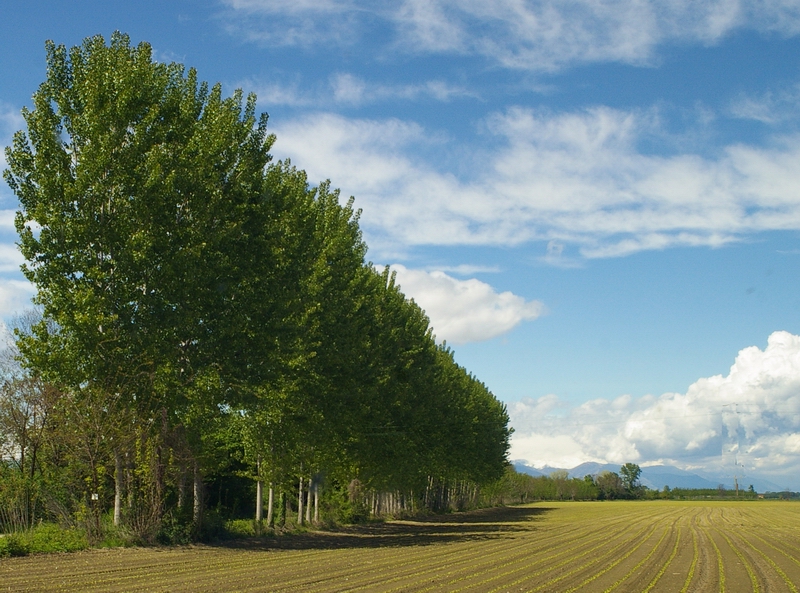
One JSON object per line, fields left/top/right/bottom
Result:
{"left": 389, "top": 264, "right": 543, "bottom": 344}
{"left": 222, "top": 0, "right": 800, "bottom": 71}
{"left": 272, "top": 107, "right": 800, "bottom": 258}
{"left": 509, "top": 331, "right": 800, "bottom": 487}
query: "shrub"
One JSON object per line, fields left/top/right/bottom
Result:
{"left": 25, "top": 524, "right": 88, "bottom": 553}
{"left": 155, "top": 513, "right": 193, "bottom": 546}
{"left": 225, "top": 519, "right": 258, "bottom": 538}
{"left": 0, "top": 524, "right": 88, "bottom": 557}
{"left": 0, "top": 534, "right": 27, "bottom": 557}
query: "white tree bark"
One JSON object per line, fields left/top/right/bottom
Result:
{"left": 305, "top": 477, "right": 312, "bottom": 524}
{"left": 177, "top": 463, "right": 186, "bottom": 511}
{"left": 256, "top": 456, "right": 263, "bottom": 522}
{"left": 267, "top": 484, "right": 274, "bottom": 527}
{"left": 256, "top": 479, "right": 263, "bottom": 522}
{"left": 297, "top": 475, "right": 304, "bottom": 526}
{"left": 113, "top": 450, "right": 122, "bottom": 527}
{"left": 193, "top": 462, "right": 203, "bottom": 527}
{"left": 313, "top": 481, "right": 319, "bottom": 524}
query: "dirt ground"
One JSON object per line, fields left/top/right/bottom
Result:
{"left": 2, "top": 501, "right": 798, "bottom": 592}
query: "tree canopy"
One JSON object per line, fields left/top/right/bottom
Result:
{"left": 1, "top": 33, "right": 511, "bottom": 540}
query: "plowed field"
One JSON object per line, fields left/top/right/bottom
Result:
{"left": 2, "top": 501, "right": 799, "bottom": 592}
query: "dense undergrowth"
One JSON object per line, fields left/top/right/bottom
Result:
{"left": 0, "top": 523, "right": 88, "bottom": 557}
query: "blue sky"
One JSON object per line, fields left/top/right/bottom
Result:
{"left": 3, "top": 1, "right": 800, "bottom": 488}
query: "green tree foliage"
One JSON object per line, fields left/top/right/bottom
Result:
{"left": 483, "top": 466, "right": 599, "bottom": 505}
{"left": 594, "top": 471, "right": 626, "bottom": 500}
{"left": 620, "top": 463, "right": 642, "bottom": 492}
{"left": 1, "top": 33, "right": 511, "bottom": 540}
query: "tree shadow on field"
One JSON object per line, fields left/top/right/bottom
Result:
{"left": 217, "top": 505, "right": 556, "bottom": 552}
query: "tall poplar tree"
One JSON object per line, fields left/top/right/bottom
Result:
{"left": 6, "top": 31, "right": 273, "bottom": 402}
{"left": 4, "top": 32, "right": 274, "bottom": 533}
{"left": 4, "top": 33, "right": 513, "bottom": 533}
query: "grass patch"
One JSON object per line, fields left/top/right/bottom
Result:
{"left": 0, "top": 523, "right": 88, "bottom": 557}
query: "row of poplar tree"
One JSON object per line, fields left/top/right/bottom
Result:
{"left": 0, "top": 33, "right": 511, "bottom": 542}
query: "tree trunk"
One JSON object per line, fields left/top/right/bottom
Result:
{"left": 114, "top": 450, "right": 123, "bottom": 527}
{"left": 313, "top": 481, "right": 319, "bottom": 524}
{"left": 255, "top": 456, "right": 263, "bottom": 522}
{"left": 193, "top": 462, "right": 203, "bottom": 528}
{"left": 267, "top": 484, "right": 274, "bottom": 528}
{"left": 256, "top": 479, "right": 263, "bottom": 522}
{"left": 126, "top": 463, "right": 134, "bottom": 509}
{"left": 177, "top": 463, "right": 186, "bottom": 512}
{"left": 424, "top": 476, "right": 431, "bottom": 509}
{"left": 297, "top": 475, "right": 304, "bottom": 526}
{"left": 155, "top": 408, "right": 167, "bottom": 521}
{"left": 89, "top": 458, "right": 101, "bottom": 542}
{"left": 305, "top": 477, "right": 312, "bottom": 525}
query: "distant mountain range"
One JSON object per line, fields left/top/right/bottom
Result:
{"left": 512, "top": 461, "right": 785, "bottom": 493}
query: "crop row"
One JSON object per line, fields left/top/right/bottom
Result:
{"left": 1, "top": 501, "right": 798, "bottom": 592}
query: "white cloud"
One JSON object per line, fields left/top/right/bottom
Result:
{"left": 0, "top": 105, "right": 23, "bottom": 136}
{"left": 389, "top": 264, "right": 543, "bottom": 344}
{"left": 223, "top": 0, "right": 800, "bottom": 71}
{"left": 0, "top": 244, "right": 22, "bottom": 272}
{"left": 509, "top": 331, "right": 800, "bottom": 487}
{"left": 272, "top": 107, "right": 800, "bottom": 258}
{"left": 250, "top": 81, "right": 317, "bottom": 108}
{"left": 1, "top": 105, "right": 24, "bottom": 184}
{"left": 330, "top": 73, "right": 367, "bottom": 105}
{"left": 0, "top": 210, "right": 15, "bottom": 231}
{"left": 426, "top": 264, "right": 501, "bottom": 275}
{"left": 245, "top": 74, "right": 469, "bottom": 109}
{"left": 540, "top": 239, "right": 582, "bottom": 268}
{"left": 0, "top": 279, "right": 34, "bottom": 318}
{"left": 729, "top": 83, "right": 800, "bottom": 124}
{"left": 221, "top": 0, "right": 361, "bottom": 46}
{"left": 329, "top": 73, "right": 470, "bottom": 106}
{"left": 0, "top": 239, "right": 25, "bottom": 272}
{"left": 227, "top": 0, "right": 350, "bottom": 15}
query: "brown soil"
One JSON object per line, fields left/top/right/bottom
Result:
{"left": 1, "top": 502, "right": 797, "bottom": 592}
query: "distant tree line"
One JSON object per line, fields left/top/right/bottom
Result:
{"left": 761, "top": 491, "right": 800, "bottom": 500}
{"left": 658, "top": 486, "right": 758, "bottom": 500}
{"left": 0, "top": 33, "right": 511, "bottom": 543}
{"left": 486, "top": 464, "right": 762, "bottom": 504}
{"left": 485, "top": 464, "right": 643, "bottom": 504}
